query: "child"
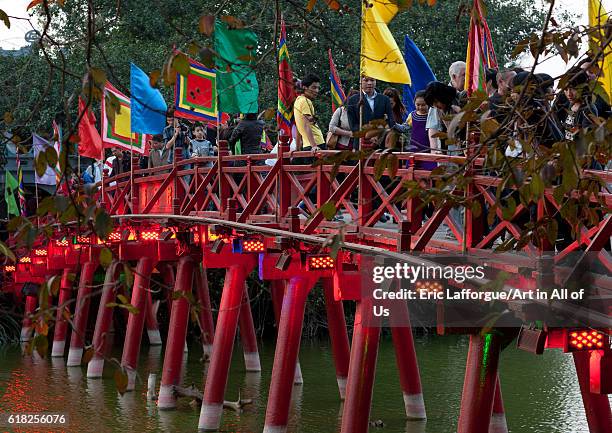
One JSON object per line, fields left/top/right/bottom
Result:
{"left": 190, "top": 125, "right": 216, "bottom": 168}
{"left": 407, "top": 90, "right": 436, "bottom": 170}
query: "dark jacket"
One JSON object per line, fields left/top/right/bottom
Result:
{"left": 346, "top": 91, "right": 396, "bottom": 132}
{"left": 229, "top": 119, "right": 265, "bottom": 155}
{"left": 149, "top": 148, "right": 171, "bottom": 168}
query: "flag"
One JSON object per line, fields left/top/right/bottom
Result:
{"left": 277, "top": 18, "right": 296, "bottom": 138}
{"left": 328, "top": 48, "right": 346, "bottom": 112}
{"left": 32, "top": 134, "right": 57, "bottom": 185}
{"left": 402, "top": 35, "right": 437, "bottom": 113}
{"left": 464, "top": 0, "right": 498, "bottom": 96}
{"left": 16, "top": 153, "right": 25, "bottom": 215}
{"left": 260, "top": 129, "right": 273, "bottom": 152}
{"left": 174, "top": 55, "right": 223, "bottom": 123}
{"left": 4, "top": 170, "right": 19, "bottom": 217}
{"left": 214, "top": 19, "right": 259, "bottom": 114}
{"left": 361, "top": 0, "right": 411, "bottom": 84}
{"left": 130, "top": 63, "right": 167, "bottom": 134}
{"left": 589, "top": 0, "right": 612, "bottom": 101}
{"left": 101, "top": 81, "right": 148, "bottom": 154}
{"left": 78, "top": 97, "right": 103, "bottom": 159}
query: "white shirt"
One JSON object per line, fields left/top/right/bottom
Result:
{"left": 364, "top": 91, "right": 377, "bottom": 112}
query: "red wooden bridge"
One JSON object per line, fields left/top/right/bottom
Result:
{"left": 3, "top": 139, "right": 611, "bottom": 433}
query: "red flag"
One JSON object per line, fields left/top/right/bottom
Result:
{"left": 277, "top": 18, "right": 296, "bottom": 139}
{"left": 78, "top": 97, "right": 103, "bottom": 159}
{"left": 465, "top": 0, "right": 498, "bottom": 96}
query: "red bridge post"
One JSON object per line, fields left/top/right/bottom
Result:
{"left": 322, "top": 278, "right": 351, "bottom": 399}
{"left": 120, "top": 257, "right": 155, "bottom": 390}
{"left": 271, "top": 279, "right": 303, "bottom": 384}
{"left": 51, "top": 268, "right": 74, "bottom": 357}
{"left": 199, "top": 261, "right": 255, "bottom": 431}
{"left": 239, "top": 283, "right": 261, "bottom": 372}
{"left": 340, "top": 297, "right": 381, "bottom": 433}
{"left": 457, "top": 333, "right": 502, "bottom": 433}
{"left": 158, "top": 256, "right": 194, "bottom": 410}
{"left": 20, "top": 295, "right": 38, "bottom": 342}
{"left": 490, "top": 375, "right": 508, "bottom": 433}
{"left": 145, "top": 289, "right": 161, "bottom": 346}
{"left": 87, "top": 261, "right": 122, "bottom": 378}
{"left": 66, "top": 261, "right": 97, "bottom": 366}
{"left": 195, "top": 264, "right": 215, "bottom": 357}
{"left": 389, "top": 300, "right": 426, "bottom": 420}
{"left": 263, "top": 275, "right": 317, "bottom": 433}
{"left": 573, "top": 351, "right": 612, "bottom": 433}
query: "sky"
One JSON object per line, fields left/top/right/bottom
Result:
{"left": 0, "top": 0, "right": 611, "bottom": 74}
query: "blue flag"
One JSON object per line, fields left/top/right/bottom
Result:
{"left": 130, "top": 63, "right": 167, "bottom": 134}
{"left": 402, "top": 36, "right": 437, "bottom": 114}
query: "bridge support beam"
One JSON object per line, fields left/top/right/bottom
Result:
{"left": 340, "top": 298, "right": 381, "bottom": 433}
{"left": 239, "top": 284, "right": 261, "bottom": 372}
{"left": 51, "top": 268, "right": 74, "bottom": 357}
{"left": 574, "top": 351, "right": 612, "bottom": 433}
{"left": 67, "top": 262, "right": 97, "bottom": 366}
{"left": 457, "top": 333, "right": 502, "bottom": 433}
{"left": 322, "top": 278, "right": 350, "bottom": 400}
{"left": 158, "top": 256, "right": 194, "bottom": 410}
{"left": 145, "top": 290, "right": 161, "bottom": 346}
{"left": 263, "top": 275, "right": 316, "bottom": 433}
{"left": 120, "top": 257, "right": 155, "bottom": 390}
{"left": 199, "top": 263, "right": 252, "bottom": 431}
{"left": 271, "top": 280, "right": 303, "bottom": 384}
{"left": 389, "top": 301, "right": 426, "bottom": 420}
{"left": 489, "top": 375, "right": 508, "bottom": 433}
{"left": 20, "top": 295, "right": 37, "bottom": 342}
{"left": 88, "top": 261, "right": 122, "bottom": 378}
{"left": 195, "top": 265, "right": 215, "bottom": 357}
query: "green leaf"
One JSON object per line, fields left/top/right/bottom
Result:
{"left": 35, "top": 152, "right": 48, "bottom": 177}
{"left": 530, "top": 174, "right": 544, "bottom": 198}
{"left": 89, "top": 67, "right": 107, "bottom": 87}
{"left": 48, "top": 275, "right": 61, "bottom": 297}
{"left": 198, "top": 15, "right": 215, "bottom": 36}
{"left": 117, "top": 294, "right": 129, "bottom": 305}
{"left": 320, "top": 201, "right": 337, "bottom": 221}
{"left": 374, "top": 156, "right": 386, "bottom": 181}
{"left": 32, "top": 334, "right": 48, "bottom": 358}
{"left": 99, "top": 247, "right": 112, "bottom": 268}
{"left": 94, "top": 210, "right": 113, "bottom": 240}
{"left": 119, "top": 303, "right": 140, "bottom": 315}
{"left": 471, "top": 200, "right": 482, "bottom": 218}
{"left": 149, "top": 69, "right": 160, "bottom": 88}
{"left": 173, "top": 53, "right": 191, "bottom": 77}
{"left": 82, "top": 347, "right": 94, "bottom": 365}
{"left": 114, "top": 368, "right": 129, "bottom": 395}
{"left": 123, "top": 263, "right": 134, "bottom": 289}
{"left": 104, "top": 92, "right": 121, "bottom": 124}
{"left": 0, "top": 9, "right": 9, "bottom": 29}
{"left": 0, "top": 240, "right": 16, "bottom": 262}
{"left": 502, "top": 197, "right": 516, "bottom": 221}
{"left": 386, "top": 154, "right": 399, "bottom": 178}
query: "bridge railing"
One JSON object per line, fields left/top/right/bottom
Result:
{"left": 99, "top": 140, "right": 611, "bottom": 265}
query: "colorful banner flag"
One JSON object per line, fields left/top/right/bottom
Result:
{"left": 16, "top": 153, "right": 25, "bottom": 215}
{"left": 214, "top": 19, "right": 259, "bottom": 114}
{"left": 32, "top": 134, "right": 57, "bottom": 185}
{"left": 78, "top": 97, "right": 103, "bottom": 159}
{"left": 174, "top": 56, "right": 222, "bottom": 123}
{"left": 589, "top": 0, "right": 612, "bottom": 101}
{"left": 4, "top": 170, "right": 19, "bottom": 217}
{"left": 101, "top": 81, "right": 148, "bottom": 154}
{"left": 328, "top": 48, "right": 346, "bottom": 112}
{"left": 402, "top": 35, "right": 437, "bottom": 113}
{"left": 131, "top": 63, "right": 167, "bottom": 134}
{"left": 361, "top": 0, "right": 411, "bottom": 84}
{"left": 277, "top": 18, "right": 296, "bottom": 139}
{"left": 464, "top": 0, "right": 498, "bottom": 96}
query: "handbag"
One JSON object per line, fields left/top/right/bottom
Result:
{"left": 326, "top": 107, "right": 344, "bottom": 150}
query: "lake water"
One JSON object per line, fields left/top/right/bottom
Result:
{"left": 0, "top": 335, "right": 606, "bottom": 433}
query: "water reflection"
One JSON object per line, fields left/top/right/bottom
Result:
{"left": 0, "top": 336, "right": 607, "bottom": 433}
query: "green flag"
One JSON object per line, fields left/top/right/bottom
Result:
{"left": 214, "top": 20, "right": 259, "bottom": 114}
{"left": 4, "top": 170, "right": 19, "bottom": 217}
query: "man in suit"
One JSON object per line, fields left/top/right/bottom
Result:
{"left": 346, "top": 75, "right": 396, "bottom": 150}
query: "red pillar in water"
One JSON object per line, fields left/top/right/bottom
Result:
{"left": 158, "top": 256, "right": 194, "bottom": 409}
{"left": 389, "top": 301, "right": 426, "bottom": 420}
{"left": 239, "top": 283, "right": 261, "bottom": 371}
{"left": 20, "top": 295, "right": 38, "bottom": 342}
{"left": 321, "top": 278, "right": 351, "bottom": 400}
{"left": 199, "top": 262, "right": 253, "bottom": 431}
{"left": 51, "top": 268, "right": 73, "bottom": 357}
{"left": 340, "top": 298, "right": 381, "bottom": 433}
{"left": 457, "top": 333, "right": 502, "bottom": 433}
{"left": 271, "top": 280, "right": 303, "bottom": 384}
{"left": 87, "top": 261, "right": 122, "bottom": 378}
{"left": 145, "top": 288, "right": 161, "bottom": 346}
{"left": 120, "top": 257, "right": 154, "bottom": 390}
{"left": 489, "top": 375, "right": 508, "bottom": 433}
{"left": 573, "top": 351, "right": 612, "bottom": 433}
{"left": 263, "top": 275, "right": 317, "bottom": 433}
{"left": 195, "top": 264, "right": 215, "bottom": 357}
{"left": 66, "top": 261, "right": 97, "bottom": 366}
